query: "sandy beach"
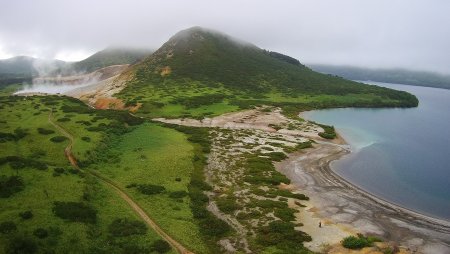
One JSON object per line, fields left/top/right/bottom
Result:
{"left": 276, "top": 138, "right": 450, "bottom": 253}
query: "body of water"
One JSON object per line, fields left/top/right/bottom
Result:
{"left": 302, "top": 81, "right": 450, "bottom": 221}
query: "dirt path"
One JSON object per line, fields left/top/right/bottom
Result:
{"left": 48, "top": 111, "right": 193, "bottom": 254}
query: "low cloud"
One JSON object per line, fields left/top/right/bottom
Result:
{"left": 1, "top": 0, "right": 449, "bottom": 74}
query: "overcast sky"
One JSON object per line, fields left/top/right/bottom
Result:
{"left": 1, "top": 0, "right": 449, "bottom": 73}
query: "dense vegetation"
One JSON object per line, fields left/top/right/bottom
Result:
{"left": 341, "top": 234, "right": 382, "bottom": 249}
{"left": 310, "top": 64, "right": 450, "bottom": 90}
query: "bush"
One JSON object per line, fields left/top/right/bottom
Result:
{"left": 33, "top": 228, "right": 48, "bottom": 239}
{"left": 108, "top": 218, "right": 147, "bottom": 237}
{"left": 216, "top": 196, "right": 240, "bottom": 213}
{"left": 168, "top": 191, "right": 188, "bottom": 199}
{"left": 54, "top": 168, "right": 65, "bottom": 174}
{"left": 5, "top": 235, "right": 37, "bottom": 254}
{"left": 57, "top": 117, "right": 70, "bottom": 122}
{"left": 37, "top": 128, "right": 55, "bottom": 135}
{"left": 0, "top": 175, "right": 25, "bottom": 198}
{"left": 81, "top": 136, "right": 91, "bottom": 142}
{"left": 19, "top": 211, "right": 33, "bottom": 220}
{"left": 257, "top": 220, "right": 311, "bottom": 248}
{"left": 152, "top": 239, "right": 171, "bottom": 253}
{"left": 49, "top": 136, "right": 68, "bottom": 143}
{"left": 136, "top": 184, "right": 165, "bottom": 195}
{"left": 267, "top": 152, "right": 287, "bottom": 162}
{"left": 341, "top": 234, "right": 382, "bottom": 249}
{"left": 52, "top": 201, "right": 97, "bottom": 224}
{"left": 0, "top": 156, "right": 47, "bottom": 170}
{"left": 0, "top": 221, "right": 17, "bottom": 234}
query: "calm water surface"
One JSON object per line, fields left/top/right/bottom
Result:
{"left": 302, "top": 82, "right": 450, "bottom": 221}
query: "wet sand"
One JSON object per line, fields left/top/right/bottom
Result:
{"left": 276, "top": 141, "right": 450, "bottom": 254}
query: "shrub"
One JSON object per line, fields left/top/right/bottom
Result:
{"left": 37, "top": 128, "right": 55, "bottom": 135}
{"left": 257, "top": 220, "right": 311, "bottom": 248}
{"left": 33, "top": 228, "right": 48, "bottom": 239}
{"left": 136, "top": 184, "right": 165, "bottom": 195}
{"left": 54, "top": 168, "right": 65, "bottom": 174}
{"left": 52, "top": 201, "right": 97, "bottom": 224}
{"left": 152, "top": 239, "right": 171, "bottom": 253}
{"left": 0, "top": 175, "right": 25, "bottom": 198}
{"left": 108, "top": 218, "right": 147, "bottom": 237}
{"left": 19, "top": 211, "right": 33, "bottom": 220}
{"left": 274, "top": 207, "right": 297, "bottom": 222}
{"left": 168, "top": 191, "right": 188, "bottom": 199}
{"left": 81, "top": 136, "right": 91, "bottom": 142}
{"left": 0, "top": 156, "right": 47, "bottom": 170}
{"left": 296, "top": 141, "right": 312, "bottom": 150}
{"left": 0, "top": 221, "right": 17, "bottom": 234}
{"left": 199, "top": 215, "right": 231, "bottom": 237}
{"left": 57, "top": 117, "right": 70, "bottom": 122}
{"left": 49, "top": 136, "right": 68, "bottom": 143}
{"left": 216, "top": 196, "right": 240, "bottom": 213}
{"left": 5, "top": 235, "right": 37, "bottom": 254}
{"left": 267, "top": 152, "right": 287, "bottom": 162}
{"left": 341, "top": 234, "right": 381, "bottom": 249}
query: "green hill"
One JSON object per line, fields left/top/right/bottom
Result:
{"left": 117, "top": 27, "right": 418, "bottom": 119}
{"left": 67, "top": 47, "right": 153, "bottom": 73}
{"left": 309, "top": 64, "right": 450, "bottom": 90}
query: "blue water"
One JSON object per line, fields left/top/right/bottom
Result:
{"left": 302, "top": 82, "right": 450, "bottom": 221}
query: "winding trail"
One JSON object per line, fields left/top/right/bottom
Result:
{"left": 48, "top": 111, "right": 193, "bottom": 254}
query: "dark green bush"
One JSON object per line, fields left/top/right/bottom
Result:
{"left": 54, "top": 168, "right": 65, "bottom": 174}
{"left": 5, "top": 235, "right": 37, "bottom": 254}
{"left": 19, "top": 211, "right": 33, "bottom": 220}
{"left": 37, "top": 128, "right": 55, "bottom": 135}
{"left": 49, "top": 136, "right": 68, "bottom": 143}
{"left": 341, "top": 234, "right": 382, "bottom": 249}
{"left": 33, "top": 228, "right": 48, "bottom": 239}
{"left": 108, "top": 218, "right": 147, "bottom": 237}
{"left": 52, "top": 201, "right": 97, "bottom": 224}
{"left": 57, "top": 117, "right": 70, "bottom": 122}
{"left": 81, "top": 136, "right": 91, "bottom": 142}
{"left": 266, "top": 152, "right": 287, "bottom": 162}
{"left": 0, "top": 128, "right": 28, "bottom": 142}
{"left": 152, "top": 239, "right": 171, "bottom": 253}
{"left": 257, "top": 220, "right": 311, "bottom": 249}
{"left": 0, "top": 156, "right": 47, "bottom": 170}
{"left": 0, "top": 175, "right": 25, "bottom": 198}
{"left": 136, "top": 184, "right": 165, "bottom": 195}
{"left": 168, "top": 191, "right": 188, "bottom": 199}
{"left": 274, "top": 208, "right": 297, "bottom": 222}
{"left": 0, "top": 221, "right": 17, "bottom": 234}
{"left": 216, "top": 196, "right": 240, "bottom": 213}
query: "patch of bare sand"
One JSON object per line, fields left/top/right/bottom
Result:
{"left": 289, "top": 198, "right": 355, "bottom": 252}
{"left": 154, "top": 107, "right": 324, "bottom": 139}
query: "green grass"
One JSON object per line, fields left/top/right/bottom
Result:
{"left": 0, "top": 95, "right": 176, "bottom": 253}
{"left": 87, "top": 123, "right": 210, "bottom": 253}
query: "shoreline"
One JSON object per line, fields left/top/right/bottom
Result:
{"left": 276, "top": 134, "right": 450, "bottom": 253}
{"left": 299, "top": 111, "right": 450, "bottom": 225}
